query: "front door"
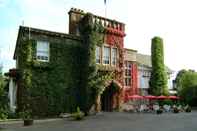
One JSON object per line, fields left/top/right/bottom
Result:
{"left": 101, "top": 86, "right": 114, "bottom": 112}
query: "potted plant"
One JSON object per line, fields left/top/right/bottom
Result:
{"left": 19, "top": 110, "right": 33, "bottom": 126}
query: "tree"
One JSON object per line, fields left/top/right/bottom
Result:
{"left": 175, "top": 69, "right": 197, "bottom": 106}
{"left": 149, "top": 36, "right": 168, "bottom": 95}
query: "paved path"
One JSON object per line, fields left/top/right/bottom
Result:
{"left": 1, "top": 111, "right": 197, "bottom": 131}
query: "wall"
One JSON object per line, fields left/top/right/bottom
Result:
{"left": 16, "top": 30, "right": 83, "bottom": 116}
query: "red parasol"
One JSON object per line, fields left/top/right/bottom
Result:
{"left": 128, "top": 95, "right": 144, "bottom": 99}
{"left": 144, "top": 95, "right": 157, "bottom": 99}
{"left": 168, "top": 96, "right": 180, "bottom": 99}
{"left": 157, "top": 95, "right": 168, "bottom": 99}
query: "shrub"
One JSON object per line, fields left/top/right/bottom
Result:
{"left": 71, "top": 107, "right": 84, "bottom": 120}
{"left": 19, "top": 110, "right": 32, "bottom": 120}
{"left": 0, "top": 108, "right": 8, "bottom": 120}
{"left": 0, "top": 76, "right": 8, "bottom": 120}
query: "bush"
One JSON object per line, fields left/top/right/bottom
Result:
{"left": 71, "top": 107, "right": 84, "bottom": 120}
{"left": 0, "top": 76, "right": 8, "bottom": 120}
{"left": 19, "top": 110, "right": 32, "bottom": 120}
{"left": 0, "top": 108, "right": 8, "bottom": 120}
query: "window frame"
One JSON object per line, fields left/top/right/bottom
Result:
{"left": 96, "top": 46, "right": 101, "bottom": 64}
{"left": 111, "top": 47, "right": 118, "bottom": 66}
{"left": 102, "top": 45, "right": 111, "bottom": 65}
{"left": 36, "top": 40, "right": 50, "bottom": 62}
{"left": 124, "top": 61, "right": 132, "bottom": 87}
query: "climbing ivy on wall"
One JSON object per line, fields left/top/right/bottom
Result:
{"left": 17, "top": 37, "right": 83, "bottom": 117}
{"left": 78, "top": 13, "right": 113, "bottom": 114}
{"left": 17, "top": 13, "right": 113, "bottom": 117}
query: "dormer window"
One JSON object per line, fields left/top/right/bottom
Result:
{"left": 36, "top": 41, "right": 49, "bottom": 62}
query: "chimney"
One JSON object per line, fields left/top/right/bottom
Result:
{"left": 68, "top": 8, "right": 85, "bottom": 36}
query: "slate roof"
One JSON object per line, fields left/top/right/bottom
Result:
{"left": 137, "top": 53, "right": 173, "bottom": 74}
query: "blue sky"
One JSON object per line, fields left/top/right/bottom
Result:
{"left": 1, "top": 0, "right": 197, "bottom": 74}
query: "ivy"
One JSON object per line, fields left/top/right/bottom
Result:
{"left": 149, "top": 37, "right": 168, "bottom": 96}
{"left": 17, "top": 38, "right": 82, "bottom": 117}
{"left": 78, "top": 13, "right": 113, "bottom": 114}
{"left": 17, "top": 13, "right": 112, "bottom": 117}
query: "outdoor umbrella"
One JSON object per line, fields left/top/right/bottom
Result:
{"left": 157, "top": 95, "right": 168, "bottom": 99}
{"left": 128, "top": 95, "right": 144, "bottom": 99}
{"left": 168, "top": 96, "right": 180, "bottom": 100}
{"left": 144, "top": 95, "right": 157, "bottom": 99}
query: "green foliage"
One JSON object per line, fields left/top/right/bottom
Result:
{"left": 19, "top": 110, "right": 32, "bottom": 120}
{"left": 180, "top": 85, "right": 197, "bottom": 106}
{"left": 78, "top": 13, "right": 111, "bottom": 114}
{"left": 17, "top": 13, "right": 109, "bottom": 117}
{"left": 0, "top": 74, "right": 8, "bottom": 120}
{"left": 149, "top": 36, "right": 168, "bottom": 96}
{"left": 71, "top": 107, "right": 84, "bottom": 120}
{"left": 17, "top": 38, "right": 82, "bottom": 117}
{"left": 175, "top": 69, "right": 197, "bottom": 106}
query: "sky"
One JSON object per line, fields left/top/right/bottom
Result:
{"left": 0, "top": 0, "right": 197, "bottom": 74}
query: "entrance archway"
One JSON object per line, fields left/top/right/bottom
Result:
{"left": 101, "top": 80, "right": 122, "bottom": 112}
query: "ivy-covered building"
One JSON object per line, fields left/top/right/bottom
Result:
{"left": 7, "top": 8, "right": 172, "bottom": 115}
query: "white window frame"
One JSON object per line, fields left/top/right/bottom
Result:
{"left": 124, "top": 61, "right": 132, "bottom": 86}
{"left": 111, "top": 47, "right": 118, "bottom": 66}
{"left": 36, "top": 41, "right": 50, "bottom": 62}
{"left": 102, "top": 46, "right": 110, "bottom": 65}
{"left": 96, "top": 46, "right": 101, "bottom": 64}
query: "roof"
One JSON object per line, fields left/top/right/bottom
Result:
{"left": 137, "top": 53, "right": 151, "bottom": 67}
{"left": 137, "top": 53, "right": 174, "bottom": 73}
{"left": 14, "top": 26, "right": 82, "bottom": 59}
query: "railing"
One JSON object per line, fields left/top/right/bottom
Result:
{"left": 92, "top": 15, "right": 125, "bottom": 32}
{"left": 70, "top": 8, "right": 125, "bottom": 32}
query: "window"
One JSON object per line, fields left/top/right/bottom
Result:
{"left": 96, "top": 46, "right": 101, "bottom": 64}
{"left": 103, "top": 46, "right": 110, "bottom": 65}
{"left": 124, "top": 61, "right": 132, "bottom": 86}
{"left": 36, "top": 41, "right": 49, "bottom": 62}
{"left": 111, "top": 48, "right": 117, "bottom": 66}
